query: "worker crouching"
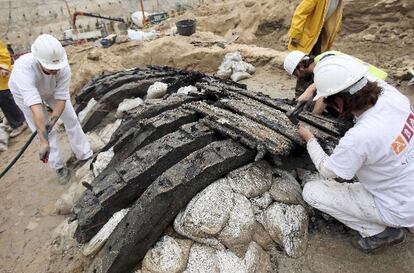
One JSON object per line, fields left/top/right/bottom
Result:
{"left": 297, "top": 56, "right": 414, "bottom": 251}
{"left": 8, "top": 34, "right": 92, "bottom": 183}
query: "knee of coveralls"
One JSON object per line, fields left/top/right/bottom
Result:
{"left": 302, "top": 179, "right": 329, "bottom": 209}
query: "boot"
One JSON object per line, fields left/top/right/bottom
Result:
{"left": 56, "top": 167, "right": 70, "bottom": 185}
{"left": 356, "top": 227, "right": 405, "bottom": 252}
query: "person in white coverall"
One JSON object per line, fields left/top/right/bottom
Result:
{"left": 8, "top": 34, "right": 92, "bottom": 183}
{"left": 297, "top": 55, "right": 414, "bottom": 251}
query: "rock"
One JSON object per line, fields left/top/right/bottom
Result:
{"left": 227, "top": 161, "right": 273, "bottom": 198}
{"left": 216, "top": 249, "right": 246, "bottom": 273}
{"left": 264, "top": 203, "right": 309, "bottom": 258}
{"left": 409, "top": 227, "right": 414, "bottom": 235}
{"left": 183, "top": 243, "right": 219, "bottom": 273}
{"left": 75, "top": 160, "right": 92, "bottom": 180}
{"left": 116, "top": 97, "right": 144, "bottom": 118}
{"left": 174, "top": 179, "right": 234, "bottom": 244}
{"left": 269, "top": 169, "right": 304, "bottom": 205}
{"left": 78, "top": 98, "right": 97, "bottom": 123}
{"left": 141, "top": 236, "right": 192, "bottom": 273}
{"left": 218, "top": 193, "right": 255, "bottom": 257}
{"left": 252, "top": 221, "right": 274, "bottom": 251}
{"left": 55, "top": 181, "right": 87, "bottom": 215}
{"left": 363, "top": 34, "right": 376, "bottom": 41}
{"left": 99, "top": 119, "right": 122, "bottom": 145}
{"left": 244, "top": 242, "right": 271, "bottom": 273}
{"left": 52, "top": 219, "right": 79, "bottom": 253}
{"left": 147, "top": 82, "right": 168, "bottom": 99}
{"left": 251, "top": 192, "right": 273, "bottom": 213}
{"left": 83, "top": 209, "right": 129, "bottom": 257}
{"left": 92, "top": 148, "right": 115, "bottom": 177}
{"left": 177, "top": 86, "right": 198, "bottom": 95}
{"left": 87, "top": 131, "right": 105, "bottom": 152}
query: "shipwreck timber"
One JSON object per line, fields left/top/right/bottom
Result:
{"left": 71, "top": 66, "right": 347, "bottom": 273}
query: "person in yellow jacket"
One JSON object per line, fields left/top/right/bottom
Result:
{"left": 283, "top": 50, "right": 388, "bottom": 115}
{"left": 288, "top": 0, "right": 344, "bottom": 56}
{"left": 0, "top": 40, "right": 27, "bottom": 137}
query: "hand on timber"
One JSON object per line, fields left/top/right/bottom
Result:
{"left": 298, "top": 125, "right": 315, "bottom": 143}
{"left": 290, "top": 38, "right": 300, "bottom": 47}
{"left": 39, "top": 141, "right": 50, "bottom": 163}
{"left": 0, "top": 68, "right": 10, "bottom": 78}
{"left": 297, "top": 84, "right": 316, "bottom": 112}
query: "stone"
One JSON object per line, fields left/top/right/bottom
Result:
{"left": 264, "top": 203, "right": 309, "bottom": 258}
{"left": 251, "top": 192, "right": 273, "bottom": 214}
{"left": 216, "top": 249, "right": 246, "bottom": 273}
{"left": 227, "top": 161, "right": 273, "bottom": 198}
{"left": 83, "top": 209, "right": 129, "bottom": 257}
{"left": 78, "top": 98, "right": 98, "bottom": 123}
{"left": 183, "top": 243, "right": 219, "bottom": 273}
{"left": 141, "top": 236, "right": 192, "bottom": 273}
{"left": 93, "top": 148, "right": 115, "bottom": 177}
{"left": 244, "top": 242, "right": 271, "bottom": 273}
{"left": 218, "top": 193, "right": 255, "bottom": 257}
{"left": 55, "top": 180, "right": 88, "bottom": 215}
{"left": 99, "top": 120, "right": 122, "bottom": 145}
{"left": 269, "top": 169, "right": 304, "bottom": 205}
{"left": 147, "top": 82, "right": 168, "bottom": 99}
{"left": 251, "top": 221, "right": 274, "bottom": 251}
{"left": 116, "top": 97, "right": 144, "bottom": 118}
{"left": 174, "top": 179, "right": 234, "bottom": 240}
{"left": 88, "top": 140, "right": 255, "bottom": 273}
{"left": 87, "top": 132, "right": 105, "bottom": 153}
{"left": 75, "top": 160, "right": 93, "bottom": 180}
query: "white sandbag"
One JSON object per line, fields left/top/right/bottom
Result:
{"left": 78, "top": 98, "right": 98, "bottom": 123}
{"left": 147, "top": 82, "right": 168, "bottom": 99}
{"left": 93, "top": 148, "right": 115, "bottom": 177}
{"left": 116, "top": 97, "right": 144, "bottom": 117}
{"left": 216, "top": 68, "right": 232, "bottom": 80}
{"left": 83, "top": 208, "right": 129, "bottom": 256}
{"left": 232, "top": 61, "right": 256, "bottom": 75}
{"left": 87, "top": 132, "right": 105, "bottom": 153}
{"left": 99, "top": 119, "right": 122, "bottom": 145}
{"left": 231, "top": 72, "right": 251, "bottom": 82}
{"left": 224, "top": 52, "right": 242, "bottom": 62}
{"left": 127, "top": 29, "right": 157, "bottom": 41}
{"left": 0, "top": 124, "right": 9, "bottom": 151}
{"left": 177, "top": 86, "right": 197, "bottom": 95}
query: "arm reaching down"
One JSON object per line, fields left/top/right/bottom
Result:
{"left": 30, "top": 103, "right": 50, "bottom": 162}
{"left": 298, "top": 125, "right": 337, "bottom": 179}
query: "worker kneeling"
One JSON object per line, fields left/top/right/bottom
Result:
{"left": 297, "top": 55, "right": 414, "bottom": 251}
{"left": 9, "top": 34, "right": 92, "bottom": 183}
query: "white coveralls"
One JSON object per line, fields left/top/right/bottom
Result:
{"left": 8, "top": 53, "right": 92, "bottom": 169}
{"left": 303, "top": 81, "right": 414, "bottom": 237}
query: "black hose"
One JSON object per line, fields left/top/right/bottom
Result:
{"left": 0, "top": 131, "right": 37, "bottom": 180}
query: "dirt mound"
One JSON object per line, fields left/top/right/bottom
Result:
{"left": 67, "top": 32, "right": 287, "bottom": 96}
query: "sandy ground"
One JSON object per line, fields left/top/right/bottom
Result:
{"left": 1, "top": 0, "right": 413, "bottom": 272}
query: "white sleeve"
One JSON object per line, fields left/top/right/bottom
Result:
{"left": 10, "top": 67, "right": 42, "bottom": 107}
{"left": 54, "top": 66, "right": 71, "bottom": 101}
{"left": 306, "top": 138, "right": 337, "bottom": 179}
{"left": 324, "top": 141, "right": 365, "bottom": 180}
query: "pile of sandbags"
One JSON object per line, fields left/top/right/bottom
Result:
{"left": 216, "top": 52, "right": 256, "bottom": 82}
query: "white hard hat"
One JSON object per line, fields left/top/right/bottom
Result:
{"left": 283, "top": 51, "right": 307, "bottom": 75}
{"left": 31, "top": 34, "right": 68, "bottom": 70}
{"left": 313, "top": 55, "right": 369, "bottom": 101}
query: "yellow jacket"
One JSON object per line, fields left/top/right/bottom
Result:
{"left": 288, "top": 0, "right": 343, "bottom": 54}
{"left": 0, "top": 40, "right": 12, "bottom": 91}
